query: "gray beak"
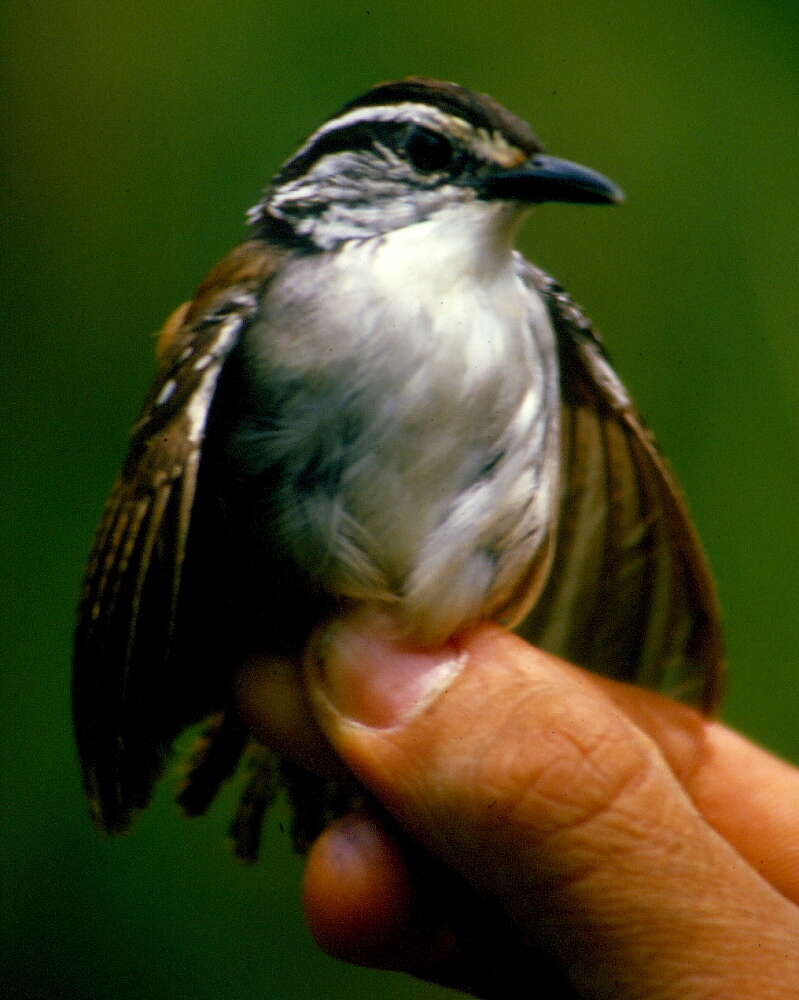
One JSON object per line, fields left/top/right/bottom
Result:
{"left": 483, "top": 153, "right": 624, "bottom": 206}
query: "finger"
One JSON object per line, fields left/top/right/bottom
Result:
{"left": 680, "top": 721, "right": 799, "bottom": 904}
{"left": 234, "top": 652, "right": 346, "bottom": 779}
{"left": 300, "top": 678, "right": 799, "bottom": 975}
{"left": 573, "top": 673, "right": 799, "bottom": 904}
{"left": 303, "top": 810, "right": 453, "bottom": 970}
{"left": 238, "top": 634, "right": 584, "bottom": 999}
{"left": 233, "top": 632, "right": 799, "bottom": 926}
{"left": 233, "top": 639, "right": 799, "bottom": 909}
{"left": 304, "top": 612, "right": 799, "bottom": 999}
{"left": 304, "top": 811, "right": 578, "bottom": 999}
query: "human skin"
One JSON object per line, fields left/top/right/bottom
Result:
{"left": 235, "top": 614, "right": 799, "bottom": 999}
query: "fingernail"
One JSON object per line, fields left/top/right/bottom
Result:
{"left": 306, "top": 611, "right": 468, "bottom": 729}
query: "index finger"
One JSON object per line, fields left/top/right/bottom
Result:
{"left": 570, "top": 669, "right": 799, "bottom": 905}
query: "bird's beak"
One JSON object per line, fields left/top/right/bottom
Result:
{"left": 483, "top": 153, "right": 624, "bottom": 206}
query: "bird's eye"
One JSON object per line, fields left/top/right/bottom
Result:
{"left": 404, "top": 127, "right": 454, "bottom": 172}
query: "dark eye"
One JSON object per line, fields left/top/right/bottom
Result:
{"left": 404, "top": 127, "right": 454, "bottom": 171}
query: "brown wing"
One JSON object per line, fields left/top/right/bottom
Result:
{"left": 73, "top": 241, "right": 283, "bottom": 832}
{"left": 517, "top": 263, "right": 725, "bottom": 712}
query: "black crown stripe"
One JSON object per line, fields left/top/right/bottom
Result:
{"left": 341, "top": 78, "right": 541, "bottom": 157}
{"left": 275, "top": 79, "right": 541, "bottom": 187}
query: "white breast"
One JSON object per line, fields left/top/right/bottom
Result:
{"left": 237, "top": 205, "right": 562, "bottom": 643}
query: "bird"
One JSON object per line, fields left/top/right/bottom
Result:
{"left": 73, "top": 77, "right": 724, "bottom": 860}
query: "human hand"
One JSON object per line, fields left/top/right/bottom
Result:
{"left": 236, "top": 613, "right": 799, "bottom": 999}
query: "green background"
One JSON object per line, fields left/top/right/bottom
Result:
{"left": 3, "top": 2, "right": 798, "bottom": 997}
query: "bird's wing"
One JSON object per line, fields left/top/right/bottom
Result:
{"left": 518, "top": 261, "right": 725, "bottom": 712}
{"left": 73, "top": 241, "right": 284, "bottom": 832}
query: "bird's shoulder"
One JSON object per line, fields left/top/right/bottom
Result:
{"left": 155, "top": 240, "right": 286, "bottom": 363}
{"left": 515, "top": 253, "right": 630, "bottom": 410}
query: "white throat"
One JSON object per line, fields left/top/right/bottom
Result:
{"left": 351, "top": 199, "right": 527, "bottom": 289}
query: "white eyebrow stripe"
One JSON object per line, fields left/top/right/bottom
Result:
{"left": 285, "top": 102, "right": 527, "bottom": 171}
{"left": 297, "top": 103, "right": 456, "bottom": 151}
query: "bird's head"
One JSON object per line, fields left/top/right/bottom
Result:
{"left": 250, "top": 77, "right": 623, "bottom": 252}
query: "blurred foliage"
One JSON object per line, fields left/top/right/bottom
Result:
{"left": 2, "top": 1, "right": 798, "bottom": 997}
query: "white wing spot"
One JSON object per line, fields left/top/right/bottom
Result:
{"left": 155, "top": 379, "right": 176, "bottom": 406}
{"left": 193, "top": 354, "right": 212, "bottom": 372}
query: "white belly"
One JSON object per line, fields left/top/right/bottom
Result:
{"left": 235, "top": 222, "right": 562, "bottom": 643}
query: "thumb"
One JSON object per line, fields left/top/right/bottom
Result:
{"left": 304, "top": 610, "right": 799, "bottom": 999}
